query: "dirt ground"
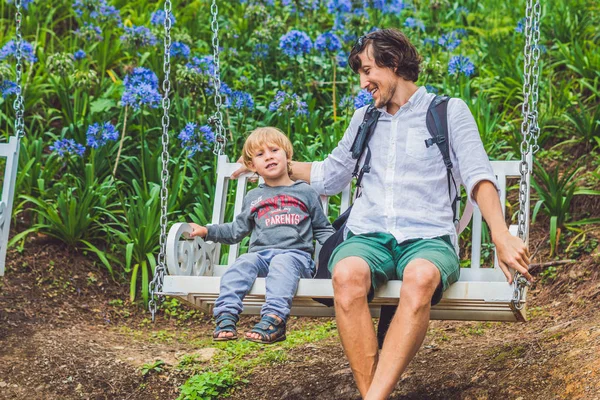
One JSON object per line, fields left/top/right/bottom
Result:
{"left": 1, "top": 231, "right": 599, "bottom": 400}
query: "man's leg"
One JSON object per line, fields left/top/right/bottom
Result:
{"left": 332, "top": 256, "right": 378, "bottom": 398}
{"left": 365, "top": 259, "right": 440, "bottom": 400}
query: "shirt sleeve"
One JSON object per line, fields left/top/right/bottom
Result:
{"left": 307, "top": 188, "right": 335, "bottom": 245}
{"left": 448, "top": 98, "right": 500, "bottom": 206}
{"left": 205, "top": 196, "right": 254, "bottom": 244}
{"left": 310, "top": 107, "right": 368, "bottom": 196}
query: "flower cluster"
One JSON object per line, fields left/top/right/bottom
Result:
{"left": 170, "top": 42, "right": 191, "bottom": 59}
{"left": 86, "top": 122, "right": 118, "bottom": 149}
{"left": 269, "top": 91, "right": 308, "bottom": 116}
{"left": 327, "top": 0, "right": 352, "bottom": 14}
{"left": 73, "top": 0, "right": 121, "bottom": 25}
{"left": 121, "top": 67, "right": 161, "bottom": 110}
{"left": 187, "top": 55, "right": 215, "bottom": 77}
{"left": 46, "top": 52, "right": 75, "bottom": 75}
{"left": 226, "top": 91, "right": 255, "bottom": 112}
{"left": 49, "top": 138, "right": 86, "bottom": 157}
{"left": 279, "top": 30, "right": 313, "bottom": 57}
{"left": 6, "top": 0, "right": 35, "bottom": 10}
{"left": 448, "top": 55, "right": 475, "bottom": 77}
{"left": 515, "top": 17, "right": 526, "bottom": 33}
{"left": 0, "top": 40, "right": 37, "bottom": 63}
{"left": 178, "top": 123, "right": 215, "bottom": 157}
{"left": 0, "top": 80, "right": 18, "bottom": 99}
{"left": 75, "top": 23, "right": 103, "bottom": 42}
{"left": 438, "top": 31, "right": 461, "bottom": 51}
{"left": 368, "top": 0, "right": 411, "bottom": 14}
{"left": 120, "top": 26, "right": 157, "bottom": 48}
{"left": 315, "top": 32, "right": 342, "bottom": 54}
{"left": 73, "top": 49, "right": 87, "bottom": 60}
{"left": 150, "top": 9, "right": 176, "bottom": 26}
{"left": 251, "top": 43, "right": 270, "bottom": 60}
{"left": 404, "top": 17, "right": 425, "bottom": 31}
{"left": 354, "top": 89, "right": 373, "bottom": 109}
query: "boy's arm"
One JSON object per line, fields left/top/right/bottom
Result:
{"left": 205, "top": 198, "right": 254, "bottom": 244}
{"left": 308, "top": 191, "right": 336, "bottom": 245}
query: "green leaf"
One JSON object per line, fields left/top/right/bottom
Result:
{"left": 90, "top": 98, "right": 116, "bottom": 114}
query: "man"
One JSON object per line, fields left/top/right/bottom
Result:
{"left": 233, "top": 28, "right": 532, "bottom": 399}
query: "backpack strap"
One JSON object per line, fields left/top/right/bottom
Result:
{"left": 350, "top": 104, "right": 381, "bottom": 197}
{"left": 425, "top": 95, "right": 460, "bottom": 224}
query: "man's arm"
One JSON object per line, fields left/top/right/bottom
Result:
{"left": 472, "top": 180, "right": 532, "bottom": 283}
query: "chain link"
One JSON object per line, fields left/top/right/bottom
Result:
{"left": 149, "top": 0, "right": 172, "bottom": 322}
{"left": 210, "top": 0, "right": 226, "bottom": 155}
{"left": 13, "top": 0, "right": 25, "bottom": 139}
{"left": 513, "top": 0, "right": 541, "bottom": 310}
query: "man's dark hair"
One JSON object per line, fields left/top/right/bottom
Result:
{"left": 349, "top": 28, "right": 422, "bottom": 82}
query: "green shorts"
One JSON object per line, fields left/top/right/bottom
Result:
{"left": 328, "top": 231, "right": 460, "bottom": 305}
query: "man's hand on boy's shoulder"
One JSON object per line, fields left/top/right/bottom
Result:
{"left": 231, "top": 156, "right": 258, "bottom": 181}
{"left": 189, "top": 223, "right": 208, "bottom": 239}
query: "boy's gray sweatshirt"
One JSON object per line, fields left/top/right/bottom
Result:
{"left": 206, "top": 181, "right": 335, "bottom": 254}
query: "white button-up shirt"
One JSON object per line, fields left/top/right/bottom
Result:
{"left": 310, "top": 86, "right": 498, "bottom": 253}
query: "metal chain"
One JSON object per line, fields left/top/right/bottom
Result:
{"left": 513, "top": 0, "right": 541, "bottom": 310}
{"left": 13, "top": 0, "right": 25, "bottom": 139}
{"left": 149, "top": 0, "right": 172, "bottom": 321}
{"left": 209, "top": 0, "right": 226, "bottom": 155}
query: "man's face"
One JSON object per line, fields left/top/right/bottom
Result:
{"left": 357, "top": 45, "right": 399, "bottom": 109}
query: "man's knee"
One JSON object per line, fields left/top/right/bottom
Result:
{"left": 332, "top": 257, "right": 371, "bottom": 307}
{"left": 401, "top": 260, "right": 441, "bottom": 308}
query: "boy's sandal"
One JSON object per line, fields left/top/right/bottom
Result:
{"left": 213, "top": 313, "right": 239, "bottom": 341}
{"left": 246, "top": 315, "right": 286, "bottom": 344}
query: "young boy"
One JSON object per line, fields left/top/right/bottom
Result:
{"left": 189, "top": 127, "right": 334, "bottom": 344}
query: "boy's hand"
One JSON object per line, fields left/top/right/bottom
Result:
{"left": 189, "top": 223, "right": 208, "bottom": 238}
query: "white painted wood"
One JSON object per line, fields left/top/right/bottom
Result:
{"left": 0, "top": 137, "right": 20, "bottom": 277}
{"left": 165, "top": 158, "right": 530, "bottom": 321}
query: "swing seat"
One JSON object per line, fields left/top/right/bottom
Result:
{"left": 161, "top": 154, "right": 531, "bottom": 322}
{"left": 0, "top": 137, "right": 20, "bottom": 277}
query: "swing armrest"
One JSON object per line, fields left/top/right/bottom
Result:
{"left": 166, "top": 222, "right": 216, "bottom": 277}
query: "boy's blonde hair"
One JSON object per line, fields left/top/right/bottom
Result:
{"left": 242, "top": 127, "right": 294, "bottom": 175}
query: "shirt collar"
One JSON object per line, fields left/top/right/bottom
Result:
{"left": 377, "top": 86, "right": 427, "bottom": 116}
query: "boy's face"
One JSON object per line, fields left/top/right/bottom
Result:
{"left": 249, "top": 142, "right": 289, "bottom": 180}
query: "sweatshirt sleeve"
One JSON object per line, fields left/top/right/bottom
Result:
{"left": 307, "top": 189, "right": 335, "bottom": 245}
{"left": 205, "top": 197, "right": 254, "bottom": 244}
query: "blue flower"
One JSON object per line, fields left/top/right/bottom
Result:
{"left": 6, "top": 0, "right": 35, "bottom": 10}
{"left": 269, "top": 91, "right": 308, "bottom": 116}
{"left": 86, "top": 122, "right": 118, "bottom": 149}
{"left": 75, "top": 23, "right": 103, "bottom": 42}
{"left": 205, "top": 82, "right": 232, "bottom": 97}
{"left": 171, "top": 42, "right": 190, "bottom": 59}
{"left": 337, "top": 50, "right": 348, "bottom": 67}
{"left": 177, "top": 123, "right": 215, "bottom": 157}
{"left": 404, "top": 17, "right": 425, "bottom": 32}
{"left": 226, "top": 90, "right": 254, "bottom": 112}
{"left": 515, "top": 17, "right": 527, "bottom": 33}
{"left": 150, "top": 9, "right": 176, "bottom": 26}
{"left": 73, "top": 49, "right": 86, "bottom": 60}
{"left": 120, "top": 26, "right": 157, "bottom": 48}
{"left": 0, "top": 40, "right": 37, "bottom": 63}
{"left": 448, "top": 55, "right": 475, "bottom": 77}
{"left": 73, "top": 0, "right": 121, "bottom": 25}
{"left": 0, "top": 80, "right": 18, "bottom": 98}
{"left": 456, "top": 6, "right": 469, "bottom": 15}
{"left": 438, "top": 32, "right": 461, "bottom": 51}
{"left": 354, "top": 89, "right": 373, "bottom": 109}
{"left": 315, "top": 31, "right": 343, "bottom": 54}
{"left": 187, "top": 55, "right": 215, "bottom": 76}
{"left": 327, "top": 0, "right": 352, "bottom": 14}
{"left": 49, "top": 138, "right": 86, "bottom": 157}
{"left": 279, "top": 30, "right": 313, "bottom": 57}
{"left": 281, "top": 80, "right": 293, "bottom": 88}
{"left": 251, "top": 43, "right": 269, "bottom": 60}
{"left": 338, "top": 94, "right": 353, "bottom": 109}
{"left": 423, "top": 38, "right": 436, "bottom": 47}
{"left": 121, "top": 67, "right": 161, "bottom": 110}
{"left": 367, "top": 0, "right": 411, "bottom": 14}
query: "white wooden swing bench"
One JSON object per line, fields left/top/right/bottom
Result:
{"left": 160, "top": 154, "right": 531, "bottom": 322}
